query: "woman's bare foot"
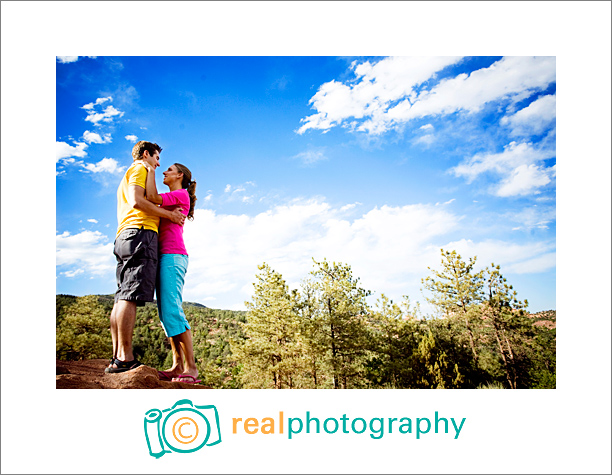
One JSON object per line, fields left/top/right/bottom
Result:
{"left": 165, "top": 366, "right": 184, "bottom": 376}
{"left": 157, "top": 365, "right": 184, "bottom": 380}
{"left": 171, "top": 366, "right": 200, "bottom": 383}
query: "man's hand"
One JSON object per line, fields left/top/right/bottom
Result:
{"left": 168, "top": 208, "right": 186, "bottom": 226}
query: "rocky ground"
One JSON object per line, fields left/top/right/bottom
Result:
{"left": 56, "top": 359, "right": 211, "bottom": 389}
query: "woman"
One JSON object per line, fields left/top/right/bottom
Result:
{"left": 144, "top": 161, "right": 201, "bottom": 384}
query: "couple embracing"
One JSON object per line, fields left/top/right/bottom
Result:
{"left": 105, "top": 140, "right": 200, "bottom": 384}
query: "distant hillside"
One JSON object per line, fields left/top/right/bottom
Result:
{"left": 89, "top": 293, "right": 210, "bottom": 310}
{"left": 527, "top": 309, "right": 556, "bottom": 330}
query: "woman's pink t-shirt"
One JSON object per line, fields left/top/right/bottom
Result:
{"left": 158, "top": 189, "right": 190, "bottom": 255}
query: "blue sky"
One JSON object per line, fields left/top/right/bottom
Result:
{"left": 56, "top": 55, "right": 558, "bottom": 312}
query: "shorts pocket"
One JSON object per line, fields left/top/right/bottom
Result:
{"left": 122, "top": 228, "right": 139, "bottom": 241}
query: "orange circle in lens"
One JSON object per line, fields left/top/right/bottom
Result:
{"left": 172, "top": 416, "right": 199, "bottom": 444}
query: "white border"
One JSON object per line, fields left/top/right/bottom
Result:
{"left": 1, "top": 2, "right": 610, "bottom": 473}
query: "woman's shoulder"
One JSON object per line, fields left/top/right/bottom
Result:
{"left": 164, "top": 188, "right": 189, "bottom": 196}
{"left": 177, "top": 188, "right": 190, "bottom": 199}
{"left": 168, "top": 188, "right": 190, "bottom": 203}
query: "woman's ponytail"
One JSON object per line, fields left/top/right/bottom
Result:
{"left": 174, "top": 163, "right": 197, "bottom": 221}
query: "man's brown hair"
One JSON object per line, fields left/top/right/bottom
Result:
{"left": 131, "top": 141, "right": 162, "bottom": 161}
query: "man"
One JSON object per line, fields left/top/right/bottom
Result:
{"left": 105, "top": 141, "right": 185, "bottom": 373}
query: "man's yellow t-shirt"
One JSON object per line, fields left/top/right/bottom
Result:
{"left": 116, "top": 162, "right": 160, "bottom": 236}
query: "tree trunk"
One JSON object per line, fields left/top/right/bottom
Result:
{"left": 503, "top": 330, "right": 518, "bottom": 388}
{"left": 493, "top": 322, "right": 514, "bottom": 389}
{"left": 463, "top": 313, "right": 479, "bottom": 363}
{"left": 329, "top": 300, "right": 339, "bottom": 389}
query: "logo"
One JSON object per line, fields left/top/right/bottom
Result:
{"left": 144, "top": 399, "right": 222, "bottom": 458}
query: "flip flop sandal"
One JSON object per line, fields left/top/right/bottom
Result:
{"left": 171, "top": 374, "right": 202, "bottom": 384}
{"left": 104, "top": 358, "right": 143, "bottom": 374}
{"left": 157, "top": 370, "right": 174, "bottom": 381}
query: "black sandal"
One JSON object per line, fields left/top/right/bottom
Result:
{"left": 104, "top": 358, "right": 143, "bottom": 374}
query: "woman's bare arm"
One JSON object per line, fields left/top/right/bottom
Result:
{"left": 143, "top": 162, "right": 163, "bottom": 204}
{"left": 128, "top": 185, "right": 185, "bottom": 225}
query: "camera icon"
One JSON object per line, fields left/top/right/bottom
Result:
{"left": 144, "top": 399, "right": 221, "bottom": 458}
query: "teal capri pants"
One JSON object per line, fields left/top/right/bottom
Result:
{"left": 156, "top": 253, "right": 191, "bottom": 337}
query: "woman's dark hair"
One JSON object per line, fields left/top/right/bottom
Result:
{"left": 174, "top": 163, "right": 197, "bottom": 221}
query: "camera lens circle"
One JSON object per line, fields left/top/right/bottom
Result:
{"left": 162, "top": 408, "right": 211, "bottom": 453}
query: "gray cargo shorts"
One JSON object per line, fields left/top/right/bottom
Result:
{"left": 114, "top": 227, "right": 158, "bottom": 306}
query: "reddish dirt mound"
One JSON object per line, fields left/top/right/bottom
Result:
{"left": 56, "top": 359, "right": 211, "bottom": 389}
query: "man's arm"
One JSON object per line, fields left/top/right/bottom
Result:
{"left": 143, "top": 163, "right": 163, "bottom": 204}
{"left": 127, "top": 185, "right": 185, "bottom": 225}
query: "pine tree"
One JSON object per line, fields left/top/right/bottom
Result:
{"left": 482, "top": 264, "right": 530, "bottom": 388}
{"left": 296, "top": 278, "right": 331, "bottom": 388}
{"left": 309, "top": 259, "right": 372, "bottom": 389}
{"left": 234, "top": 263, "right": 304, "bottom": 388}
{"left": 416, "top": 330, "right": 464, "bottom": 388}
{"left": 365, "top": 294, "right": 422, "bottom": 388}
{"left": 422, "top": 249, "right": 484, "bottom": 364}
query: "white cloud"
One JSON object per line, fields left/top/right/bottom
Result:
{"left": 125, "top": 134, "right": 138, "bottom": 142}
{"left": 177, "top": 199, "right": 556, "bottom": 310}
{"left": 451, "top": 141, "right": 556, "bottom": 196}
{"left": 181, "top": 199, "right": 458, "bottom": 308}
{"left": 442, "top": 238, "right": 556, "bottom": 274}
{"left": 299, "top": 56, "right": 555, "bottom": 136}
{"left": 56, "top": 230, "right": 115, "bottom": 276}
{"left": 84, "top": 105, "right": 124, "bottom": 125}
{"left": 57, "top": 56, "right": 97, "bottom": 64}
{"left": 293, "top": 149, "right": 328, "bottom": 165}
{"left": 505, "top": 252, "right": 556, "bottom": 274}
{"left": 507, "top": 205, "right": 556, "bottom": 230}
{"left": 340, "top": 203, "right": 359, "bottom": 212}
{"left": 87, "top": 219, "right": 98, "bottom": 224}
{"left": 391, "top": 57, "right": 555, "bottom": 120}
{"left": 83, "top": 130, "right": 112, "bottom": 144}
{"left": 495, "top": 163, "right": 553, "bottom": 197}
{"left": 501, "top": 94, "right": 556, "bottom": 136}
{"left": 82, "top": 97, "right": 112, "bottom": 110}
{"left": 81, "top": 158, "right": 126, "bottom": 174}
{"left": 81, "top": 97, "right": 123, "bottom": 126}
{"left": 56, "top": 141, "right": 88, "bottom": 162}
{"left": 57, "top": 56, "right": 79, "bottom": 63}
{"left": 414, "top": 134, "right": 434, "bottom": 146}
{"left": 222, "top": 182, "right": 256, "bottom": 203}
{"left": 61, "top": 268, "right": 85, "bottom": 278}
{"left": 298, "top": 56, "right": 462, "bottom": 135}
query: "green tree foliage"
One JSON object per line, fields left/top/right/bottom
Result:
{"left": 56, "top": 294, "right": 246, "bottom": 388}
{"left": 56, "top": 249, "right": 555, "bottom": 389}
{"left": 416, "top": 330, "right": 464, "bottom": 389}
{"left": 308, "top": 259, "right": 372, "bottom": 389}
{"left": 481, "top": 264, "right": 530, "bottom": 389}
{"left": 232, "top": 263, "right": 304, "bottom": 388}
{"left": 422, "top": 250, "right": 484, "bottom": 364}
{"left": 524, "top": 310, "right": 556, "bottom": 388}
{"left": 56, "top": 295, "right": 112, "bottom": 360}
{"left": 365, "top": 295, "right": 421, "bottom": 388}
{"left": 132, "top": 304, "right": 169, "bottom": 369}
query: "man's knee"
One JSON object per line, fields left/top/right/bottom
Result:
{"left": 116, "top": 299, "right": 137, "bottom": 318}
